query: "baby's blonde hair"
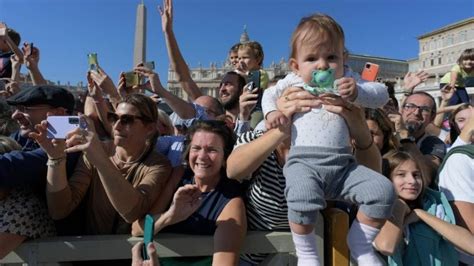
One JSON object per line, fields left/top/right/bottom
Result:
{"left": 290, "top": 13, "right": 345, "bottom": 59}
{"left": 238, "top": 41, "right": 264, "bottom": 67}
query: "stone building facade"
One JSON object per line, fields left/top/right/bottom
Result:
{"left": 406, "top": 17, "right": 474, "bottom": 103}
{"left": 166, "top": 28, "right": 410, "bottom": 101}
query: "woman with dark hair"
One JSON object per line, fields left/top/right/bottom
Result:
{"left": 365, "top": 108, "right": 400, "bottom": 156}
{"left": 374, "top": 151, "right": 474, "bottom": 265}
{"left": 31, "top": 93, "right": 172, "bottom": 235}
{"left": 132, "top": 120, "right": 246, "bottom": 266}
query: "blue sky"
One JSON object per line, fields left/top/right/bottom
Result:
{"left": 1, "top": 0, "right": 473, "bottom": 86}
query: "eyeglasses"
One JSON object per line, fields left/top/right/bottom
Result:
{"left": 402, "top": 103, "right": 433, "bottom": 115}
{"left": 107, "top": 112, "right": 151, "bottom": 126}
{"left": 15, "top": 105, "right": 51, "bottom": 113}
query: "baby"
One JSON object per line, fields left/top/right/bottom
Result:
{"left": 262, "top": 14, "right": 395, "bottom": 266}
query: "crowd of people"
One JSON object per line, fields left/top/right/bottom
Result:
{"left": 0, "top": 1, "right": 473, "bottom": 265}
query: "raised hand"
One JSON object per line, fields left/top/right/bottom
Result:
{"left": 10, "top": 51, "right": 23, "bottom": 66}
{"left": 336, "top": 77, "right": 357, "bottom": 102}
{"left": 238, "top": 84, "right": 258, "bottom": 121}
{"left": 29, "top": 120, "right": 66, "bottom": 160}
{"left": 440, "top": 84, "right": 455, "bottom": 102}
{"left": 23, "top": 42, "right": 40, "bottom": 70}
{"left": 63, "top": 115, "right": 101, "bottom": 156}
{"left": 0, "top": 22, "right": 24, "bottom": 61}
{"left": 134, "top": 65, "right": 164, "bottom": 93}
{"left": 158, "top": 0, "right": 173, "bottom": 33}
{"left": 403, "top": 70, "right": 429, "bottom": 93}
{"left": 0, "top": 79, "right": 20, "bottom": 98}
{"left": 117, "top": 72, "right": 132, "bottom": 98}
{"left": 89, "top": 67, "right": 117, "bottom": 95}
{"left": 166, "top": 184, "right": 202, "bottom": 224}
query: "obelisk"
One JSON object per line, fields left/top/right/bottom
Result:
{"left": 133, "top": 0, "right": 147, "bottom": 67}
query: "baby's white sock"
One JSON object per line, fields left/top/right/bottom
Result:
{"left": 292, "top": 230, "right": 320, "bottom": 266}
{"left": 347, "top": 220, "right": 384, "bottom": 266}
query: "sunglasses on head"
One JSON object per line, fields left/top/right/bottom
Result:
{"left": 107, "top": 112, "right": 150, "bottom": 125}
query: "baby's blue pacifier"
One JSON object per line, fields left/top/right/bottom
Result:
{"left": 303, "top": 69, "right": 337, "bottom": 95}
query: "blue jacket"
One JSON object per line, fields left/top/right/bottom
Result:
{"left": 0, "top": 131, "right": 80, "bottom": 190}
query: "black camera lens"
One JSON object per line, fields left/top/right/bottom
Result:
{"left": 69, "top": 117, "right": 79, "bottom": 124}
{"left": 366, "top": 64, "right": 371, "bottom": 69}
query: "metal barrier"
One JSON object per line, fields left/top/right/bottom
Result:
{"left": 0, "top": 208, "right": 351, "bottom": 266}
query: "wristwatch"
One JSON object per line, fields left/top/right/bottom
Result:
{"left": 399, "top": 136, "right": 416, "bottom": 144}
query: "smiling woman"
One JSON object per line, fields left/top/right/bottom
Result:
{"left": 30, "top": 93, "right": 172, "bottom": 235}
{"left": 373, "top": 151, "right": 472, "bottom": 265}
{"left": 132, "top": 120, "right": 247, "bottom": 266}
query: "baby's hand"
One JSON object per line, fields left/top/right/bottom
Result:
{"left": 336, "top": 77, "right": 357, "bottom": 101}
{"left": 265, "top": 111, "right": 289, "bottom": 130}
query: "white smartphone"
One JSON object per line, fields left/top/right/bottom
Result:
{"left": 47, "top": 116, "right": 85, "bottom": 139}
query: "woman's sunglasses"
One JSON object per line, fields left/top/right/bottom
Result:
{"left": 107, "top": 112, "right": 150, "bottom": 125}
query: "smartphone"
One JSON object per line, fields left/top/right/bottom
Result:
{"left": 29, "top": 43, "right": 34, "bottom": 56}
{"left": 248, "top": 70, "right": 261, "bottom": 90}
{"left": 245, "top": 81, "right": 255, "bottom": 91}
{"left": 143, "top": 61, "right": 155, "bottom": 70}
{"left": 361, "top": 62, "right": 379, "bottom": 82}
{"left": 24, "top": 43, "right": 34, "bottom": 57}
{"left": 87, "top": 53, "right": 99, "bottom": 72}
{"left": 47, "top": 116, "right": 85, "bottom": 139}
{"left": 124, "top": 71, "right": 140, "bottom": 87}
{"left": 142, "top": 214, "right": 155, "bottom": 260}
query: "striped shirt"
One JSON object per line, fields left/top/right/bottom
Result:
{"left": 235, "top": 131, "right": 289, "bottom": 264}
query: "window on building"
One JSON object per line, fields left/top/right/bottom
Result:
{"left": 459, "top": 31, "right": 466, "bottom": 42}
{"left": 430, "top": 59, "right": 434, "bottom": 66}
{"left": 447, "top": 35, "right": 453, "bottom": 45}
{"left": 438, "top": 57, "right": 442, "bottom": 65}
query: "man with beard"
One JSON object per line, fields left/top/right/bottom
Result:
{"left": 159, "top": 0, "right": 255, "bottom": 135}
{"left": 394, "top": 91, "right": 446, "bottom": 186}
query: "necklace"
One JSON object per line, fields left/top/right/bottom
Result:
{"left": 113, "top": 145, "right": 148, "bottom": 165}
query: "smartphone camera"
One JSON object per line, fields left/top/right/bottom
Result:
{"left": 246, "top": 81, "right": 255, "bottom": 91}
{"left": 69, "top": 117, "right": 80, "bottom": 125}
{"left": 88, "top": 53, "right": 99, "bottom": 71}
{"left": 365, "top": 63, "right": 371, "bottom": 69}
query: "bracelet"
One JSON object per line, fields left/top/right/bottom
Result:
{"left": 46, "top": 156, "right": 66, "bottom": 167}
{"left": 353, "top": 137, "right": 374, "bottom": 151}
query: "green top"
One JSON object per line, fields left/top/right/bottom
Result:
{"left": 440, "top": 64, "right": 474, "bottom": 87}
